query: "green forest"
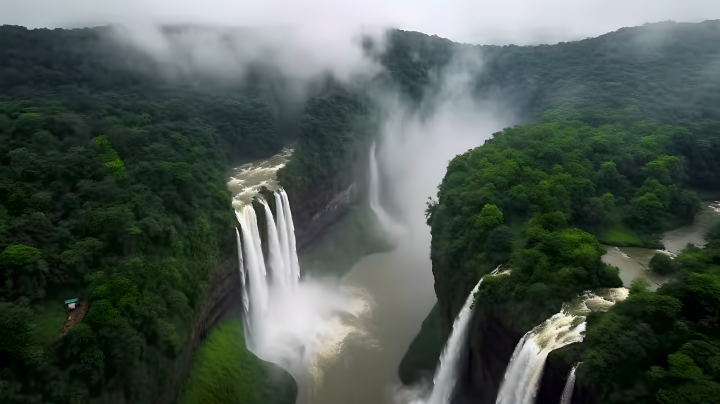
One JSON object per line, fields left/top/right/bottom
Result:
{"left": 421, "top": 108, "right": 720, "bottom": 402}
{"left": 2, "top": 18, "right": 720, "bottom": 404}
{"left": 0, "top": 25, "right": 306, "bottom": 404}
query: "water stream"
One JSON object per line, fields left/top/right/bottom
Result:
{"left": 601, "top": 201, "right": 720, "bottom": 291}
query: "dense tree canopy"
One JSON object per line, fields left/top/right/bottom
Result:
{"left": 3, "top": 18, "right": 720, "bottom": 404}
{"left": 0, "top": 95, "right": 237, "bottom": 403}
{"left": 423, "top": 107, "right": 719, "bottom": 401}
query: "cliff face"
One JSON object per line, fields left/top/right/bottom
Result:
{"left": 451, "top": 304, "right": 599, "bottom": 404}
{"left": 451, "top": 305, "right": 524, "bottom": 404}
{"left": 288, "top": 179, "right": 356, "bottom": 251}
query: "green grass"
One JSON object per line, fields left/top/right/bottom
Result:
{"left": 599, "top": 227, "right": 643, "bottom": 246}
{"left": 597, "top": 226, "right": 655, "bottom": 247}
{"left": 31, "top": 301, "right": 66, "bottom": 345}
{"left": 179, "top": 319, "right": 296, "bottom": 404}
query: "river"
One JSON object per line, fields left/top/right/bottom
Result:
{"left": 296, "top": 232, "right": 437, "bottom": 404}
{"left": 601, "top": 201, "right": 720, "bottom": 291}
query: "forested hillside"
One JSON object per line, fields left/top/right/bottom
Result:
{"left": 416, "top": 108, "right": 720, "bottom": 403}
{"left": 0, "top": 25, "right": 308, "bottom": 404}
{"left": 385, "top": 21, "right": 720, "bottom": 188}
{"left": 3, "top": 18, "right": 720, "bottom": 404}
{"left": 389, "top": 20, "right": 720, "bottom": 404}
{"left": 398, "top": 20, "right": 720, "bottom": 390}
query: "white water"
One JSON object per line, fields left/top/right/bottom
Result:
{"left": 369, "top": 141, "right": 392, "bottom": 227}
{"left": 234, "top": 189, "right": 371, "bottom": 390}
{"left": 559, "top": 362, "right": 581, "bottom": 404}
{"left": 495, "top": 288, "right": 628, "bottom": 404}
{"left": 279, "top": 190, "right": 301, "bottom": 286}
{"left": 234, "top": 205, "right": 269, "bottom": 343}
{"left": 426, "top": 279, "right": 484, "bottom": 404}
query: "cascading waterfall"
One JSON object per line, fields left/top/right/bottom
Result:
{"left": 259, "top": 197, "right": 290, "bottom": 293}
{"left": 235, "top": 228, "right": 250, "bottom": 333}
{"left": 426, "top": 278, "right": 485, "bottom": 404}
{"left": 234, "top": 187, "right": 368, "bottom": 388}
{"left": 278, "top": 190, "right": 300, "bottom": 287}
{"left": 394, "top": 268, "right": 509, "bottom": 404}
{"left": 369, "top": 141, "right": 393, "bottom": 227}
{"left": 495, "top": 288, "right": 628, "bottom": 404}
{"left": 234, "top": 205, "right": 269, "bottom": 344}
{"left": 559, "top": 362, "right": 581, "bottom": 404}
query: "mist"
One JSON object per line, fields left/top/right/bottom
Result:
{"left": 3, "top": 0, "right": 720, "bottom": 45}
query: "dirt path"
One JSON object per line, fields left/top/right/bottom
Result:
{"left": 60, "top": 299, "right": 88, "bottom": 337}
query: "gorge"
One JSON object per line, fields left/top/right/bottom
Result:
{"left": 2, "top": 17, "right": 720, "bottom": 404}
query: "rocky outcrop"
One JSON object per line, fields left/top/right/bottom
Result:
{"left": 451, "top": 305, "right": 599, "bottom": 404}
{"left": 536, "top": 345, "right": 598, "bottom": 404}
{"left": 288, "top": 179, "right": 357, "bottom": 251}
{"left": 452, "top": 305, "right": 524, "bottom": 404}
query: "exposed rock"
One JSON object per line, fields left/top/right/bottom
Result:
{"left": 287, "top": 179, "right": 357, "bottom": 251}
{"left": 452, "top": 305, "right": 523, "bottom": 404}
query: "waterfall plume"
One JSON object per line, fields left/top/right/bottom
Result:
{"left": 234, "top": 189, "right": 371, "bottom": 387}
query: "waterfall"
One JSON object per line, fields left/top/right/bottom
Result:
{"left": 559, "top": 362, "right": 581, "bottom": 404}
{"left": 369, "top": 141, "right": 393, "bottom": 227}
{"left": 235, "top": 228, "right": 250, "bottom": 332}
{"left": 235, "top": 191, "right": 302, "bottom": 333}
{"left": 234, "top": 188, "right": 364, "bottom": 382}
{"left": 426, "top": 278, "right": 484, "bottom": 404}
{"left": 495, "top": 289, "right": 628, "bottom": 404}
{"left": 279, "top": 189, "right": 300, "bottom": 286}
{"left": 274, "top": 192, "right": 292, "bottom": 286}
{"left": 234, "top": 204, "right": 269, "bottom": 344}
{"left": 259, "top": 198, "right": 289, "bottom": 292}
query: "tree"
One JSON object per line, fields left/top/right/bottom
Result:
{"left": 649, "top": 252, "right": 679, "bottom": 275}
{"left": 476, "top": 204, "right": 504, "bottom": 230}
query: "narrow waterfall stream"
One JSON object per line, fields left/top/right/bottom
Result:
{"left": 559, "top": 362, "right": 581, "bottom": 404}
{"left": 424, "top": 279, "right": 484, "bottom": 404}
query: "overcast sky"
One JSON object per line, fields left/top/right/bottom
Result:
{"left": 1, "top": 0, "right": 719, "bottom": 45}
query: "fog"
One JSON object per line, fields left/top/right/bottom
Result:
{"left": 3, "top": 0, "right": 720, "bottom": 45}
{"left": 3, "top": 2, "right": 718, "bottom": 403}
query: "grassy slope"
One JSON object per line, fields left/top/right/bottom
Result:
{"left": 179, "top": 319, "right": 296, "bottom": 404}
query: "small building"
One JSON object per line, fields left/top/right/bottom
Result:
{"left": 64, "top": 298, "right": 79, "bottom": 310}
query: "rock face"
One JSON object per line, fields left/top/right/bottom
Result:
{"left": 451, "top": 304, "right": 599, "bottom": 404}
{"left": 451, "top": 305, "right": 524, "bottom": 404}
{"left": 288, "top": 179, "right": 356, "bottom": 251}
{"left": 536, "top": 345, "right": 599, "bottom": 404}
{"left": 154, "top": 256, "right": 243, "bottom": 404}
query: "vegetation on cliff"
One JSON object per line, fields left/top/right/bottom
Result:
{"left": 401, "top": 20, "right": 720, "bottom": 388}
{"left": 426, "top": 108, "right": 702, "bottom": 325}
{"left": 0, "top": 96, "right": 237, "bottom": 403}
{"left": 179, "top": 319, "right": 296, "bottom": 404}
{"left": 415, "top": 106, "right": 720, "bottom": 401}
